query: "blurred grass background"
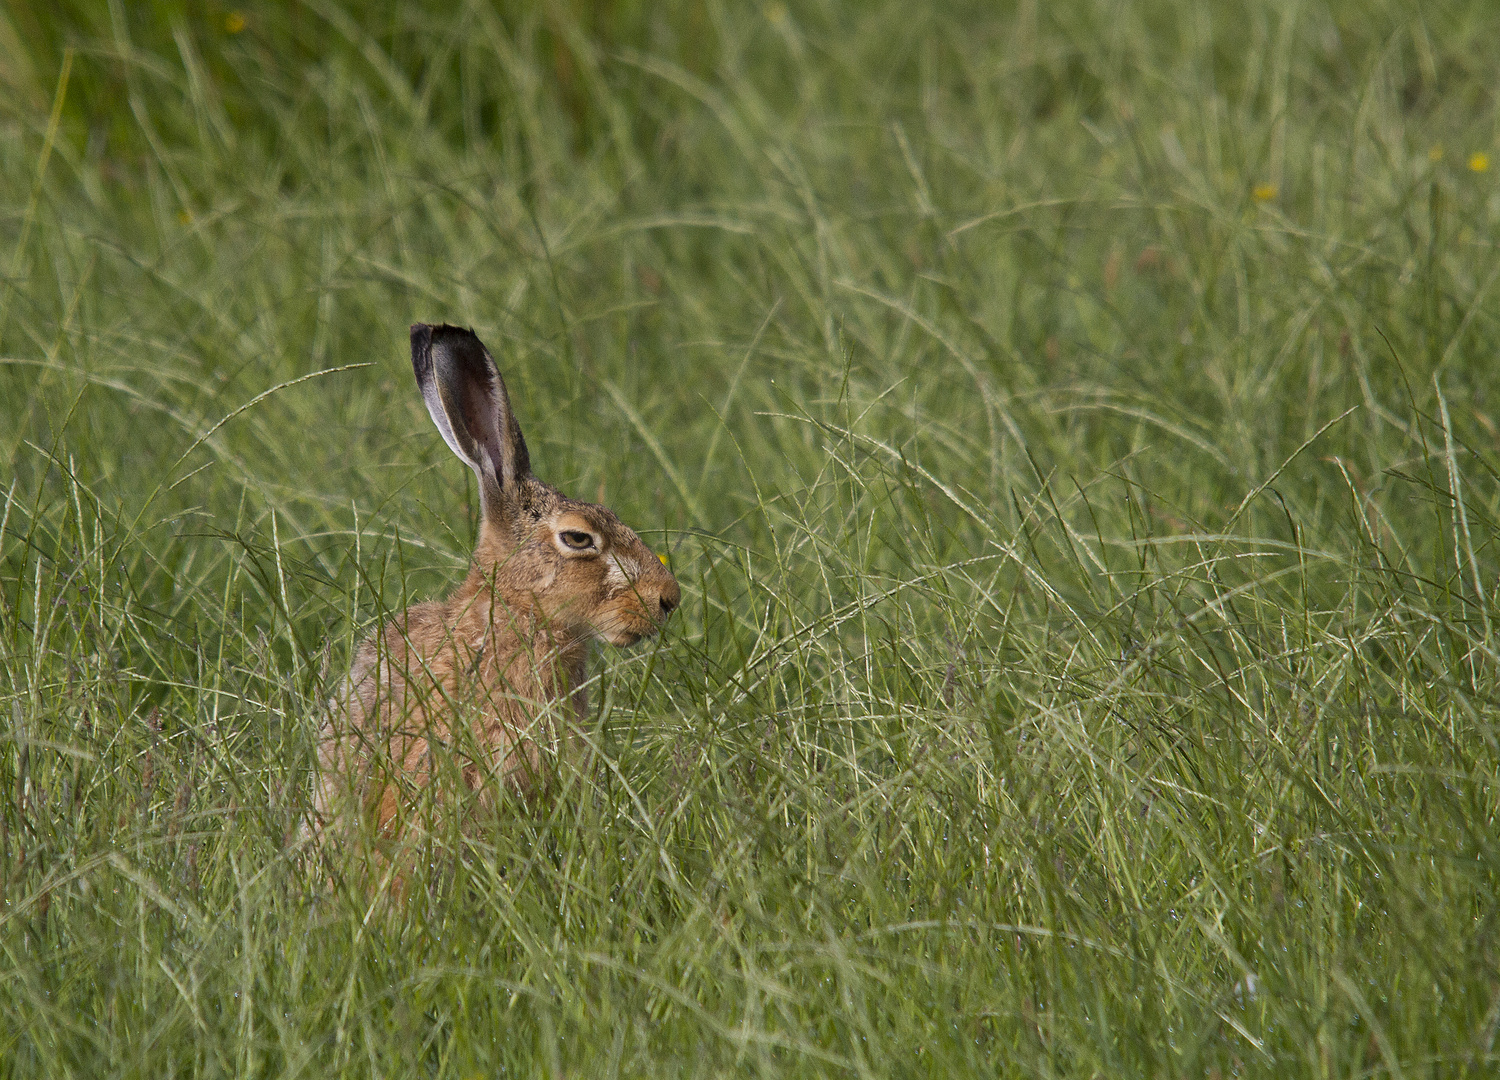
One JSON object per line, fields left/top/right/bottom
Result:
{"left": 2, "top": 0, "right": 1500, "bottom": 1075}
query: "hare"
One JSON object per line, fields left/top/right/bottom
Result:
{"left": 310, "top": 323, "right": 680, "bottom": 852}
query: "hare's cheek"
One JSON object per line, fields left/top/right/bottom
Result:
{"left": 525, "top": 559, "right": 557, "bottom": 591}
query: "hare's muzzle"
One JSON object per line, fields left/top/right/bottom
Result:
{"left": 632, "top": 558, "right": 681, "bottom": 635}
{"left": 601, "top": 556, "right": 679, "bottom": 647}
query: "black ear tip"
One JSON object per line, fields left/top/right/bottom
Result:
{"left": 421, "top": 324, "right": 493, "bottom": 375}
{"left": 412, "top": 323, "right": 483, "bottom": 344}
{"left": 427, "top": 324, "right": 480, "bottom": 346}
{"left": 411, "top": 324, "right": 488, "bottom": 378}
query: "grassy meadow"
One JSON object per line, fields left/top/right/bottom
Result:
{"left": 3, "top": 0, "right": 1500, "bottom": 1074}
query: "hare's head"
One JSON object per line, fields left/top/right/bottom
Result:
{"left": 411, "top": 323, "right": 680, "bottom": 646}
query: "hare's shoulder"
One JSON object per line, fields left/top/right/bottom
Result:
{"left": 387, "top": 600, "right": 458, "bottom": 664}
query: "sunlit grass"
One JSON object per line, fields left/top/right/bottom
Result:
{"left": 2, "top": 1, "right": 1500, "bottom": 1075}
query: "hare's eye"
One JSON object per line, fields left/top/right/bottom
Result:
{"left": 559, "top": 530, "right": 596, "bottom": 551}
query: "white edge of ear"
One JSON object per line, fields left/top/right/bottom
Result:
{"left": 418, "top": 376, "right": 480, "bottom": 471}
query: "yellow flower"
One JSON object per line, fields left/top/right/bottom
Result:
{"left": 1470, "top": 152, "right": 1491, "bottom": 173}
{"left": 225, "top": 12, "right": 246, "bottom": 34}
{"left": 177, "top": 210, "right": 192, "bottom": 225}
{"left": 1251, "top": 183, "right": 1277, "bottom": 202}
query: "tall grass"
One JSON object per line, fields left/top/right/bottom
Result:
{"left": 2, "top": 0, "right": 1500, "bottom": 1074}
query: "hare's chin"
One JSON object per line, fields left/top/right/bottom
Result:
{"left": 598, "top": 616, "right": 661, "bottom": 648}
{"left": 601, "top": 626, "right": 651, "bottom": 648}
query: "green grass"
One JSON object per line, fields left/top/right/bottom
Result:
{"left": 3, "top": 0, "right": 1500, "bottom": 1075}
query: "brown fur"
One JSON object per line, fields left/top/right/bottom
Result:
{"left": 308, "top": 325, "right": 679, "bottom": 862}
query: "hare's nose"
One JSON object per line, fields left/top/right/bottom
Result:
{"left": 656, "top": 575, "right": 680, "bottom": 620}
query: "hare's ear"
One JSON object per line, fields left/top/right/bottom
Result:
{"left": 410, "top": 323, "right": 532, "bottom": 504}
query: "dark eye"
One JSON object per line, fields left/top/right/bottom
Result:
{"left": 559, "top": 530, "right": 596, "bottom": 550}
